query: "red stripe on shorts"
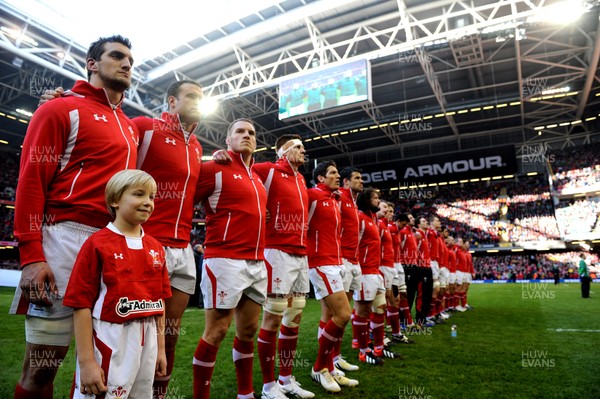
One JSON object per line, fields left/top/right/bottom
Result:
{"left": 206, "top": 265, "right": 217, "bottom": 307}
{"left": 316, "top": 267, "right": 333, "bottom": 295}
{"left": 93, "top": 329, "right": 113, "bottom": 382}
{"left": 265, "top": 259, "right": 273, "bottom": 293}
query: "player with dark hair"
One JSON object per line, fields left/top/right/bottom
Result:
{"left": 11, "top": 35, "right": 137, "bottom": 399}
{"left": 336, "top": 166, "right": 363, "bottom": 371}
{"left": 415, "top": 216, "right": 434, "bottom": 327}
{"left": 426, "top": 215, "right": 446, "bottom": 324}
{"left": 459, "top": 239, "right": 474, "bottom": 310}
{"left": 354, "top": 188, "right": 401, "bottom": 364}
{"left": 85, "top": 34, "right": 132, "bottom": 81}
{"left": 433, "top": 220, "right": 451, "bottom": 321}
{"left": 380, "top": 201, "right": 412, "bottom": 343}
{"left": 444, "top": 233, "right": 459, "bottom": 313}
{"left": 307, "top": 161, "right": 358, "bottom": 392}
{"left": 132, "top": 79, "right": 207, "bottom": 399}
{"left": 396, "top": 213, "right": 418, "bottom": 329}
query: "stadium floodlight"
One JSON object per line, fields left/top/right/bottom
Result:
{"left": 541, "top": 86, "right": 570, "bottom": 95}
{"left": 16, "top": 108, "right": 33, "bottom": 117}
{"left": 528, "top": 0, "right": 587, "bottom": 24}
{"left": 0, "top": 26, "right": 38, "bottom": 46}
{"left": 198, "top": 97, "right": 218, "bottom": 116}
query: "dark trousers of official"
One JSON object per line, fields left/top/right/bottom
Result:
{"left": 415, "top": 267, "right": 433, "bottom": 325}
{"left": 404, "top": 265, "right": 420, "bottom": 325}
{"left": 405, "top": 265, "right": 433, "bottom": 325}
{"left": 581, "top": 276, "right": 591, "bottom": 298}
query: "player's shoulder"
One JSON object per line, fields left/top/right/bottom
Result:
{"left": 252, "top": 161, "right": 275, "bottom": 175}
{"left": 307, "top": 187, "right": 325, "bottom": 202}
{"left": 131, "top": 115, "right": 155, "bottom": 131}
{"left": 33, "top": 95, "right": 73, "bottom": 120}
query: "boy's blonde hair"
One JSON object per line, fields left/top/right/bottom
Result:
{"left": 105, "top": 169, "right": 157, "bottom": 218}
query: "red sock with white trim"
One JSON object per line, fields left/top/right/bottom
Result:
{"left": 193, "top": 339, "right": 218, "bottom": 399}
{"left": 387, "top": 306, "right": 400, "bottom": 334}
{"left": 370, "top": 312, "right": 385, "bottom": 349}
{"left": 278, "top": 324, "right": 299, "bottom": 379}
{"left": 353, "top": 315, "right": 370, "bottom": 352}
{"left": 233, "top": 337, "right": 255, "bottom": 397}
{"left": 257, "top": 328, "right": 277, "bottom": 385}
{"left": 314, "top": 320, "right": 342, "bottom": 371}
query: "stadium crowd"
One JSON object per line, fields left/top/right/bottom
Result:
{"left": 0, "top": 150, "right": 18, "bottom": 201}
{"left": 390, "top": 176, "right": 561, "bottom": 246}
{"left": 550, "top": 143, "right": 600, "bottom": 194}
{"left": 555, "top": 198, "right": 600, "bottom": 237}
{"left": 0, "top": 151, "right": 18, "bottom": 243}
{"left": 473, "top": 252, "right": 598, "bottom": 280}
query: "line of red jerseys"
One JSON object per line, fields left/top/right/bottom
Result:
{"left": 449, "top": 245, "right": 474, "bottom": 274}
{"left": 15, "top": 83, "right": 472, "bottom": 274}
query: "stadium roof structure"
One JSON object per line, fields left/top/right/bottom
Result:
{"left": 1, "top": 0, "right": 600, "bottom": 171}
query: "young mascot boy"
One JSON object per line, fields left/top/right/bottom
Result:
{"left": 64, "top": 170, "right": 171, "bottom": 398}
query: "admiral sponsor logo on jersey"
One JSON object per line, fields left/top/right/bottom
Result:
{"left": 116, "top": 297, "right": 164, "bottom": 316}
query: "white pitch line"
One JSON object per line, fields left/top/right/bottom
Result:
{"left": 547, "top": 328, "right": 600, "bottom": 333}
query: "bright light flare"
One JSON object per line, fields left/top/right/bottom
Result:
{"left": 529, "top": 0, "right": 587, "bottom": 24}
{"left": 199, "top": 97, "right": 218, "bottom": 115}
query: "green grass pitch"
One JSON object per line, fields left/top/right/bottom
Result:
{"left": 1, "top": 283, "right": 598, "bottom": 398}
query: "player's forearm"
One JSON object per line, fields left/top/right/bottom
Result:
{"left": 156, "top": 313, "right": 166, "bottom": 352}
{"left": 73, "top": 308, "right": 96, "bottom": 363}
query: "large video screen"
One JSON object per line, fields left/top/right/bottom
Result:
{"left": 278, "top": 59, "right": 372, "bottom": 120}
